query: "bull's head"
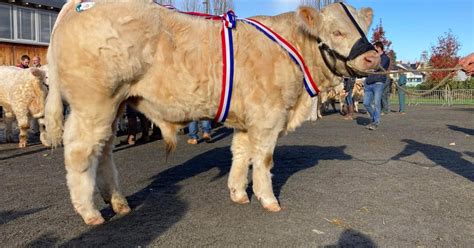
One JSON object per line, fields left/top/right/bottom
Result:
{"left": 297, "top": 3, "right": 380, "bottom": 78}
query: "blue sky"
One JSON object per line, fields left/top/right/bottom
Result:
{"left": 232, "top": 0, "right": 474, "bottom": 62}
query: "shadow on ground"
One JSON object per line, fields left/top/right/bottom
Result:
{"left": 26, "top": 145, "right": 351, "bottom": 246}
{"left": 0, "top": 145, "right": 48, "bottom": 161}
{"left": 0, "top": 207, "right": 48, "bottom": 225}
{"left": 446, "top": 124, "right": 474, "bottom": 136}
{"left": 323, "top": 229, "right": 377, "bottom": 248}
{"left": 392, "top": 139, "right": 474, "bottom": 181}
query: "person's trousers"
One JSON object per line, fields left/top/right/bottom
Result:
{"left": 188, "top": 120, "right": 211, "bottom": 139}
{"left": 345, "top": 88, "right": 354, "bottom": 106}
{"left": 363, "top": 82, "right": 384, "bottom": 125}
{"left": 398, "top": 85, "right": 406, "bottom": 112}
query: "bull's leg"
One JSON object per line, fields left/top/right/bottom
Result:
{"left": 96, "top": 106, "right": 131, "bottom": 216}
{"left": 228, "top": 130, "right": 251, "bottom": 204}
{"left": 308, "top": 97, "right": 319, "bottom": 121}
{"left": 63, "top": 108, "right": 117, "bottom": 225}
{"left": 249, "top": 128, "right": 281, "bottom": 212}
{"left": 16, "top": 114, "right": 30, "bottom": 148}
{"left": 37, "top": 118, "right": 49, "bottom": 147}
{"left": 4, "top": 110, "right": 14, "bottom": 143}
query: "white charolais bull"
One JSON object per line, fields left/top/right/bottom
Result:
{"left": 0, "top": 66, "right": 49, "bottom": 147}
{"left": 45, "top": 0, "right": 380, "bottom": 225}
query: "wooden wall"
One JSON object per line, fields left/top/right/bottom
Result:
{"left": 0, "top": 42, "right": 48, "bottom": 66}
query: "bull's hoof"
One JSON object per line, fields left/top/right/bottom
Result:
{"left": 231, "top": 194, "right": 250, "bottom": 204}
{"left": 84, "top": 215, "right": 105, "bottom": 225}
{"left": 230, "top": 189, "right": 250, "bottom": 204}
{"left": 40, "top": 133, "right": 50, "bottom": 147}
{"left": 18, "top": 142, "right": 27, "bottom": 148}
{"left": 112, "top": 202, "right": 131, "bottom": 216}
{"left": 263, "top": 202, "right": 281, "bottom": 212}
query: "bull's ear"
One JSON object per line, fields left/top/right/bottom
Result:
{"left": 297, "top": 6, "right": 322, "bottom": 36}
{"left": 359, "top": 7, "right": 374, "bottom": 28}
{"left": 30, "top": 68, "right": 43, "bottom": 77}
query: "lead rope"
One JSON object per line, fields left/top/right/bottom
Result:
{"left": 347, "top": 61, "right": 463, "bottom": 97}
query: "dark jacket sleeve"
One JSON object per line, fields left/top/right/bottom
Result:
{"left": 365, "top": 53, "right": 390, "bottom": 85}
{"left": 380, "top": 53, "right": 390, "bottom": 70}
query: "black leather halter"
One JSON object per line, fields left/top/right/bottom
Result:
{"left": 317, "top": 2, "right": 376, "bottom": 77}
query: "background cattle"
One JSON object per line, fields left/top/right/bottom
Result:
{"left": 351, "top": 78, "right": 365, "bottom": 112}
{"left": 0, "top": 66, "right": 49, "bottom": 147}
{"left": 44, "top": 0, "right": 380, "bottom": 225}
{"left": 308, "top": 82, "right": 344, "bottom": 120}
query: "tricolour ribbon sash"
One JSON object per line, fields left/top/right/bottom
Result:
{"left": 241, "top": 18, "right": 320, "bottom": 97}
{"left": 155, "top": 3, "right": 319, "bottom": 123}
{"left": 215, "top": 11, "right": 236, "bottom": 122}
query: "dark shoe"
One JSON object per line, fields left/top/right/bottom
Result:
{"left": 137, "top": 135, "right": 149, "bottom": 143}
{"left": 150, "top": 132, "right": 162, "bottom": 140}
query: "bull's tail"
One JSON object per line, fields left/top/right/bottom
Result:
{"left": 157, "top": 122, "right": 183, "bottom": 160}
{"left": 44, "top": 57, "right": 64, "bottom": 148}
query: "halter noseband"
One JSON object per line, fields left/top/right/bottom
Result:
{"left": 316, "top": 2, "right": 376, "bottom": 77}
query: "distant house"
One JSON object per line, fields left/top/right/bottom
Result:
{"left": 0, "top": 0, "right": 66, "bottom": 65}
{"left": 394, "top": 62, "right": 425, "bottom": 86}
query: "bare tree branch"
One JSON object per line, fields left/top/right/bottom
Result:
{"left": 212, "top": 0, "right": 234, "bottom": 15}
{"left": 300, "top": 0, "right": 343, "bottom": 10}
{"left": 181, "top": 0, "right": 204, "bottom": 12}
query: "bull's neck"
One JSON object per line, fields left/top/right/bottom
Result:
{"left": 251, "top": 12, "right": 337, "bottom": 92}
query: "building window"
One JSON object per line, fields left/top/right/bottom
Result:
{"left": 17, "top": 7, "right": 36, "bottom": 40}
{"left": 39, "top": 11, "right": 55, "bottom": 43}
{"left": 0, "top": 3, "right": 58, "bottom": 45}
{"left": 0, "top": 4, "right": 13, "bottom": 39}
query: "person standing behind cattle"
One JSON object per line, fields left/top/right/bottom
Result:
{"left": 381, "top": 77, "right": 391, "bottom": 115}
{"left": 32, "top": 56, "right": 42, "bottom": 68}
{"left": 363, "top": 41, "right": 390, "bottom": 130}
{"left": 397, "top": 73, "right": 407, "bottom": 114}
{"left": 17, "top": 55, "right": 30, "bottom": 69}
{"left": 342, "top": 77, "right": 356, "bottom": 120}
{"left": 187, "top": 120, "right": 212, "bottom": 145}
{"left": 124, "top": 105, "right": 150, "bottom": 145}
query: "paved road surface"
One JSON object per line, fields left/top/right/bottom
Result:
{"left": 1, "top": 105, "right": 473, "bottom": 247}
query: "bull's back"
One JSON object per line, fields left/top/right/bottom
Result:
{"left": 49, "top": 2, "right": 163, "bottom": 96}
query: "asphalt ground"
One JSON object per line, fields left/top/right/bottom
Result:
{"left": 0, "top": 105, "right": 473, "bottom": 247}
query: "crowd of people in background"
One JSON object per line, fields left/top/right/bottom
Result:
{"left": 2, "top": 50, "right": 473, "bottom": 146}
{"left": 338, "top": 45, "right": 474, "bottom": 132}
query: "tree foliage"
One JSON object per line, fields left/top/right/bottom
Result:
{"left": 370, "top": 19, "right": 396, "bottom": 69}
{"left": 427, "top": 30, "right": 460, "bottom": 83}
